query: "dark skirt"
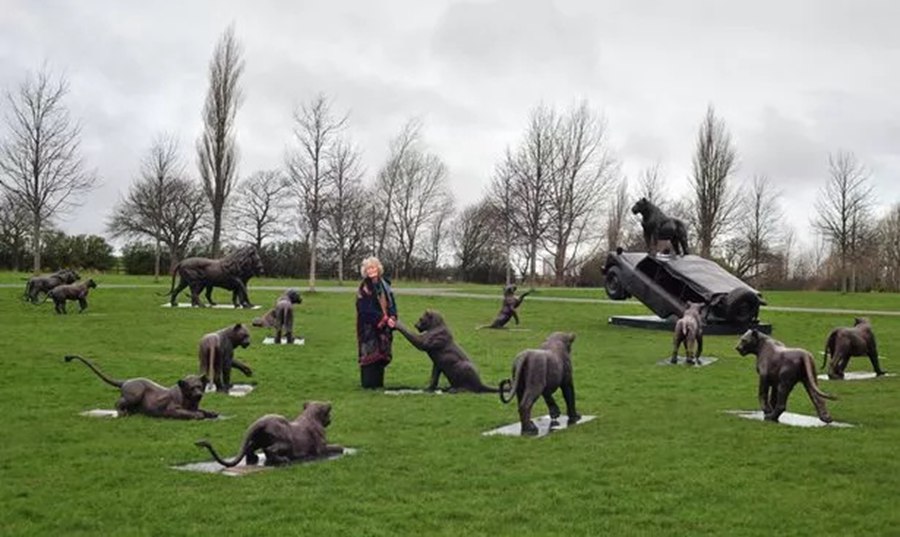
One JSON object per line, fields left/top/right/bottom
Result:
{"left": 357, "top": 319, "right": 393, "bottom": 366}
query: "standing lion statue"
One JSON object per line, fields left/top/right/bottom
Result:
{"left": 163, "top": 246, "right": 263, "bottom": 308}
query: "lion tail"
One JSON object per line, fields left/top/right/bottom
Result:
{"left": 157, "top": 262, "right": 181, "bottom": 297}
{"left": 194, "top": 439, "right": 247, "bottom": 468}
{"left": 499, "top": 354, "right": 526, "bottom": 404}
{"left": 803, "top": 352, "right": 836, "bottom": 401}
{"left": 822, "top": 330, "right": 837, "bottom": 370}
{"left": 195, "top": 420, "right": 262, "bottom": 467}
{"left": 64, "top": 355, "right": 124, "bottom": 388}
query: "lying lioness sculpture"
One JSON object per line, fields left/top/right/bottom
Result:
{"left": 195, "top": 401, "right": 343, "bottom": 466}
{"left": 65, "top": 355, "right": 218, "bottom": 419}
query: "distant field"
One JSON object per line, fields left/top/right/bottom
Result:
{"left": 5, "top": 270, "right": 900, "bottom": 312}
{"left": 2, "top": 275, "right": 898, "bottom": 535}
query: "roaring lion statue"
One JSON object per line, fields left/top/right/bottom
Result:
{"left": 163, "top": 246, "right": 263, "bottom": 308}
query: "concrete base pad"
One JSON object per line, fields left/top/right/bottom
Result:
{"left": 483, "top": 414, "right": 597, "bottom": 437}
{"left": 80, "top": 409, "right": 229, "bottom": 419}
{"left": 173, "top": 448, "right": 357, "bottom": 476}
{"left": 724, "top": 410, "right": 854, "bottom": 428}
{"left": 204, "top": 384, "right": 254, "bottom": 397}
{"left": 161, "top": 303, "right": 262, "bottom": 310}
{"left": 80, "top": 409, "right": 120, "bottom": 418}
{"left": 817, "top": 372, "right": 895, "bottom": 381}
{"left": 609, "top": 315, "right": 772, "bottom": 335}
{"left": 262, "top": 337, "right": 305, "bottom": 345}
{"left": 383, "top": 388, "right": 445, "bottom": 395}
{"left": 657, "top": 356, "right": 718, "bottom": 367}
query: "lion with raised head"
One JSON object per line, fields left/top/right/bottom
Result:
{"left": 195, "top": 401, "right": 344, "bottom": 466}
{"left": 163, "top": 246, "right": 263, "bottom": 308}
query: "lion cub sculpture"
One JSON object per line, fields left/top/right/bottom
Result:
{"left": 64, "top": 355, "right": 218, "bottom": 419}
{"left": 499, "top": 332, "right": 581, "bottom": 436}
{"left": 671, "top": 302, "right": 705, "bottom": 365}
{"left": 394, "top": 310, "right": 499, "bottom": 393}
{"left": 198, "top": 323, "right": 253, "bottom": 393}
{"left": 485, "top": 285, "right": 534, "bottom": 329}
{"left": 47, "top": 278, "right": 97, "bottom": 314}
{"left": 822, "top": 317, "right": 886, "bottom": 380}
{"left": 735, "top": 329, "right": 836, "bottom": 423}
{"left": 195, "top": 401, "right": 344, "bottom": 467}
{"left": 251, "top": 289, "right": 303, "bottom": 344}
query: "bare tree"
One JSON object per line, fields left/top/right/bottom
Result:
{"left": 322, "top": 140, "right": 365, "bottom": 284}
{"left": 813, "top": 151, "right": 874, "bottom": 292}
{"left": 233, "top": 170, "right": 288, "bottom": 250}
{"left": 488, "top": 160, "right": 518, "bottom": 285}
{"left": 373, "top": 119, "right": 420, "bottom": 259}
{"left": 0, "top": 192, "right": 30, "bottom": 271}
{"left": 734, "top": 175, "right": 783, "bottom": 282}
{"left": 287, "top": 94, "right": 347, "bottom": 291}
{"left": 0, "top": 67, "right": 97, "bottom": 271}
{"left": 389, "top": 146, "right": 451, "bottom": 278}
{"left": 690, "top": 105, "right": 738, "bottom": 258}
{"left": 424, "top": 195, "right": 455, "bottom": 275}
{"left": 109, "top": 175, "right": 207, "bottom": 271}
{"left": 605, "top": 176, "right": 630, "bottom": 251}
{"left": 545, "top": 101, "right": 616, "bottom": 284}
{"left": 505, "top": 104, "right": 557, "bottom": 280}
{"left": 453, "top": 200, "right": 505, "bottom": 282}
{"left": 133, "top": 134, "right": 184, "bottom": 280}
{"left": 197, "top": 25, "right": 244, "bottom": 258}
{"left": 878, "top": 203, "right": 900, "bottom": 291}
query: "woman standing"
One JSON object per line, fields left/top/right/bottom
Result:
{"left": 356, "top": 257, "right": 397, "bottom": 388}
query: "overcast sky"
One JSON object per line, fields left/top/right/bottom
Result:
{"left": 2, "top": 0, "right": 899, "bottom": 248}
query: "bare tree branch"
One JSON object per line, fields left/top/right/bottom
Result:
{"left": 233, "top": 169, "right": 288, "bottom": 250}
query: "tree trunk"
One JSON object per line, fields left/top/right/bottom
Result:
{"left": 554, "top": 239, "right": 566, "bottom": 286}
{"left": 309, "top": 230, "right": 317, "bottom": 291}
{"left": 840, "top": 255, "right": 847, "bottom": 293}
{"left": 211, "top": 211, "right": 222, "bottom": 258}
{"left": 154, "top": 238, "right": 161, "bottom": 283}
{"left": 337, "top": 248, "right": 344, "bottom": 286}
{"left": 31, "top": 212, "right": 41, "bottom": 272}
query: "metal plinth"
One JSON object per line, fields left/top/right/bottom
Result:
{"left": 608, "top": 315, "right": 772, "bottom": 335}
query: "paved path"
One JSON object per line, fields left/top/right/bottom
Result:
{"left": 3, "top": 283, "right": 898, "bottom": 317}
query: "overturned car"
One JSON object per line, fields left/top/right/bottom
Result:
{"left": 602, "top": 249, "right": 765, "bottom": 327}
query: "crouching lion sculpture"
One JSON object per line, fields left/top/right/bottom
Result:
{"left": 194, "top": 401, "right": 344, "bottom": 466}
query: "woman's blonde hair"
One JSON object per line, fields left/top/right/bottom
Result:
{"left": 360, "top": 256, "right": 384, "bottom": 278}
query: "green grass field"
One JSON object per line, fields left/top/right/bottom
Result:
{"left": 1, "top": 276, "right": 898, "bottom": 536}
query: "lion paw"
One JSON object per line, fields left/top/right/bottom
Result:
{"left": 521, "top": 423, "right": 539, "bottom": 436}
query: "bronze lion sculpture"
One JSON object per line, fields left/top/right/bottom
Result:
{"left": 735, "top": 329, "right": 835, "bottom": 423}
{"left": 24, "top": 268, "right": 80, "bottom": 304}
{"left": 195, "top": 401, "right": 344, "bottom": 466}
{"left": 163, "top": 246, "right": 263, "bottom": 308}
{"left": 631, "top": 197, "right": 689, "bottom": 255}
{"left": 822, "top": 317, "right": 886, "bottom": 379}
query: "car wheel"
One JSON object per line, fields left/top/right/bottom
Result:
{"left": 723, "top": 288, "right": 760, "bottom": 324}
{"left": 604, "top": 266, "right": 629, "bottom": 300}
